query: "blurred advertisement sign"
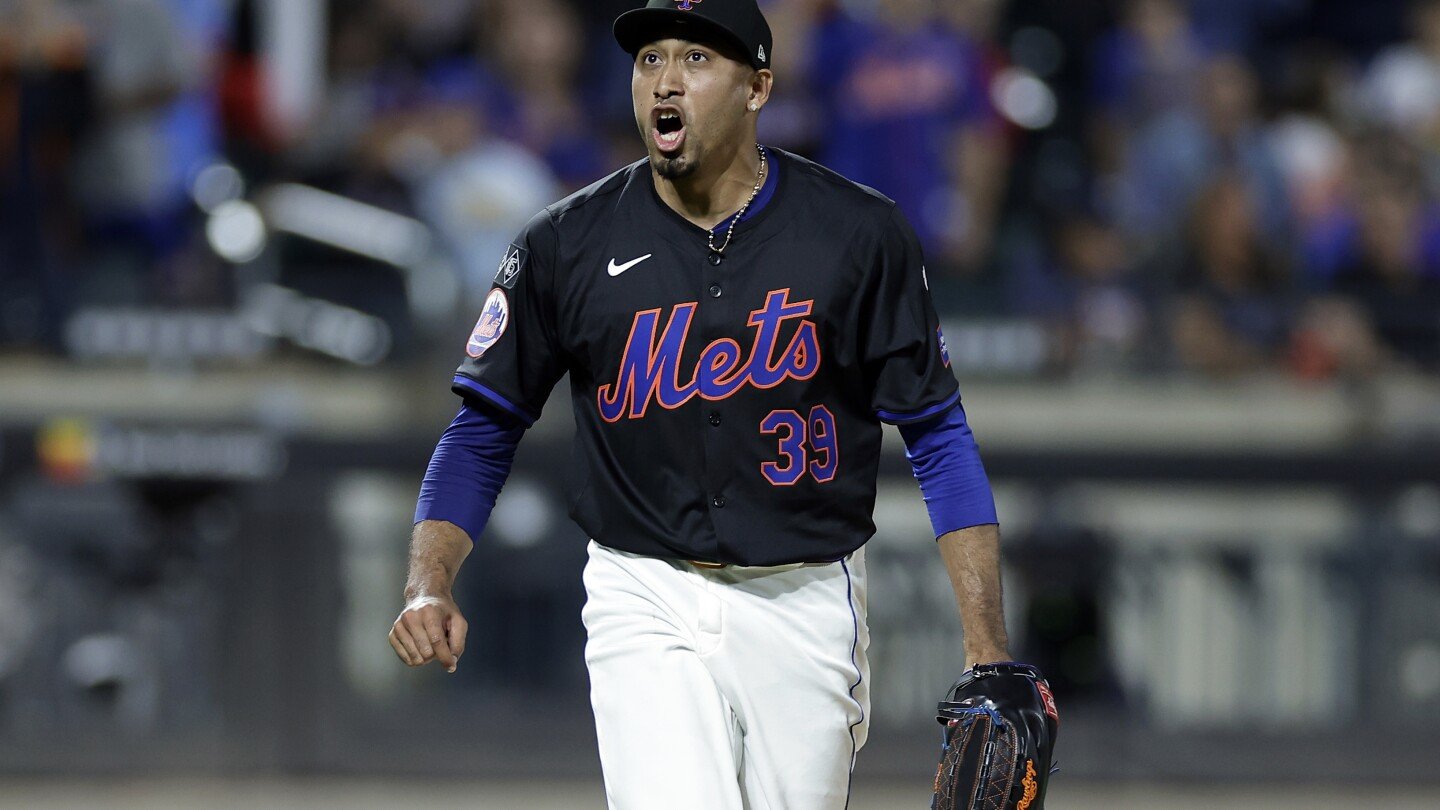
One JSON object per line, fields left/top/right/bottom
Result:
{"left": 36, "top": 419, "right": 286, "bottom": 483}
{"left": 63, "top": 286, "right": 392, "bottom": 367}
{"left": 65, "top": 309, "right": 271, "bottom": 364}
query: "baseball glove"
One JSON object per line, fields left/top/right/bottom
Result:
{"left": 931, "top": 662, "right": 1059, "bottom": 810}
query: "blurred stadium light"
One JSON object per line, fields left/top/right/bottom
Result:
{"left": 992, "top": 67, "right": 1058, "bottom": 131}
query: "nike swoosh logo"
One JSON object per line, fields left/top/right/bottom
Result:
{"left": 607, "top": 254, "right": 653, "bottom": 277}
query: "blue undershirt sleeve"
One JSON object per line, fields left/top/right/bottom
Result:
{"left": 896, "top": 402, "right": 999, "bottom": 539}
{"left": 413, "top": 400, "right": 526, "bottom": 542}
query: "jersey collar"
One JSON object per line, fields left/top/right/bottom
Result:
{"left": 710, "top": 146, "right": 779, "bottom": 236}
{"left": 644, "top": 145, "right": 786, "bottom": 241}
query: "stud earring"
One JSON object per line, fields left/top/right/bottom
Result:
{"left": 748, "top": 104, "right": 758, "bottom": 111}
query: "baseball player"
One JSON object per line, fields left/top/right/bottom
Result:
{"left": 389, "top": 2, "right": 1046, "bottom": 807}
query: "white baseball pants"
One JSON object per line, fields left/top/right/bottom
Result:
{"left": 581, "top": 540, "right": 871, "bottom": 810}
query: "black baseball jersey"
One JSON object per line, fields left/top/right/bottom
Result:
{"left": 453, "top": 148, "right": 958, "bottom": 566}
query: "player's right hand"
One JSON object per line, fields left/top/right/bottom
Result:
{"left": 389, "top": 595, "right": 468, "bottom": 674}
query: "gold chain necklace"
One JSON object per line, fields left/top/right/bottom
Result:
{"left": 707, "top": 144, "right": 767, "bottom": 263}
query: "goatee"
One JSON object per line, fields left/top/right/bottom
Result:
{"left": 654, "top": 154, "right": 696, "bottom": 180}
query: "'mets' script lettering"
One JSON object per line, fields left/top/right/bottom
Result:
{"left": 597, "top": 289, "right": 821, "bottom": 422}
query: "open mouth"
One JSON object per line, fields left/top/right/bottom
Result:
{"left": 652, "top": 108, "right": 686, "bottom": 154}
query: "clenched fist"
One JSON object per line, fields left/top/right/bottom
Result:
{"left": 389, "top": 595, "right": 469, "bottom": 673}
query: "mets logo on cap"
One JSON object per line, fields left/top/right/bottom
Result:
{"left": 676, "top": 0, "right": 702, "bottom": 9}
{"left": 466, "top": 288, "right": 510, "bottom": 358}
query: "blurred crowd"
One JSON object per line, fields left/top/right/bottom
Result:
{"left": 3, "top": 0, "right": 1440, "bottom": 378}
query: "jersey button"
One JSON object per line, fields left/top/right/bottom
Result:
{"left": 708, "top": 283, "right": 722, "bottom": 298}
{"left": 708, "top": 412, "right": 722, "bottom": 427}
{"left": 711, "top": 495, "right": 726, "bottom": 509}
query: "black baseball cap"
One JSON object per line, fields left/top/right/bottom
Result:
{"left": 614, "top": 0, "right": 773, "bottom": 71}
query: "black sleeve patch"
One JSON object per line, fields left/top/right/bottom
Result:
{"left": 494, "top": 243, "right": 528, "bottom": 289}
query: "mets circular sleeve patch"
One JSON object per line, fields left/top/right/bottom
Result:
{"left": 466, "top": 288, "right": 510, "bottom": 358}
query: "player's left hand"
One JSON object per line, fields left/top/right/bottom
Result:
{"left": 388, "top": 594, "right": 468, "bottom": 673}
{"left": 931, "top": 662, "right": 1059, "bottom": 810}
